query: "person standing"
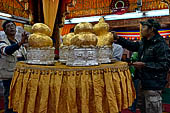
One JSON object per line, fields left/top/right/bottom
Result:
{"left": 113, "top": 19, "right": 170, "bottom": 113}
{"left": 0, "top": 20, "right": 28, "bottom": 113}
{"left": 128, "top": 52, "right": 139, "bottom": 112}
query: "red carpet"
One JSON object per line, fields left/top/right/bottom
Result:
{"left": 163, "top": 104, "right": 170, "bottom": 112}
{"left": 0, "top": 96, "right": 4, "bottom": 110}
{"left": 122, "top": 109, "right": 141, "bottom": 113}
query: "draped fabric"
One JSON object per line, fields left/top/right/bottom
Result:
{"left": 42, "top": 0, "right": 59, "bottom": 36}
{"left": 9, "top": 61, "right": 136, "bottom": 113}
{"left": 61, "top": 24, "right": 75, "bottom": 36}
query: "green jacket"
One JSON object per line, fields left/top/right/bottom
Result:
{"left": 118, "top": 33, "right": 170, "bottom": 90}
{"left": 129, "top": 52, "right": 138, "bottom": 78}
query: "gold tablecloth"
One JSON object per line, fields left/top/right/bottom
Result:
{"left": 9, "top": 61, "right": 135, "bottom": 113}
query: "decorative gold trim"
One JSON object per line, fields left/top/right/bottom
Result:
{"left": 16, "top": 62, "right": 129, "bottom": 74}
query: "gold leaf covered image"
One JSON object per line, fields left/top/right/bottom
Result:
{"left": 71, "top": 33, "right": 98, "bottom": 47}
{"left": 60, "top": 22, "right": 98, "bottom": 47}
{"left": 93, "top": 18, "right": 109, "bottom": 35}
{"left": 74, "top": 22, "right": 93, "bottom": 34}
{"left": 28, "top": 33, "right": 53, "bottom": 48}
{"left": 97, "top": 32, "right": 113, "bottom": 47}
{"left": 28, "top": 23, "right": 53, "bottom": 48}
{"left": 69, "top": 22, "right": 98, "bottom": 47}
{"left": 94, "top": 18, "right": 114, "bottom": 47}
{"left": 32, "top": 23, "right": 51, "bottom": 36}
{"left": 62, "top": 33, "right": 75, "bottom": 46}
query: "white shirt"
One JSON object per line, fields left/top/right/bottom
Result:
{"left": 112, "top": 43, "right": 123, "bottom": 61}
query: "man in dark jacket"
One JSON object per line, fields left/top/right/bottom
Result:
{"left": 113, "top": 19, "right": 170, "bottom": 113}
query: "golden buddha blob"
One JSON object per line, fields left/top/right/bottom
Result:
{"left": 28, "top": 23, "right": 53, "bottom": 48}
{"left": 93, "top": 17, "right": 114, "bottom": 47}
{"left": 32, "top": 23, "right": 51, "bottom": 36}
{"left": 61, "top": 22, "right": 98, "bottom": 47}
{"left": 61, "top": 18, "right": 114, "bottom": 48}
{"left": 70, "top": 22, "right": 98, "bottom": 47}
{"left": 62, "top": 33, "right": 75, "bottom": 47}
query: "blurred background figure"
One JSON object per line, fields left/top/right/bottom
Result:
{"left": 112, "top": 42, "right": 123, "bottom": 61}
{"left": 15, "top": 26, "right": 24, "bottom": 42}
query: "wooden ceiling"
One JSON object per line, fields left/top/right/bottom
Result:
{"left": 0, "top": 0, "right": 169, "bottom": 31}
{"left": 0, "top": 0, "right": 30, "bottom": 18}
{"left": 0, "top": 0, "right": 168, "bottom": 22}
{"left": 66, "top": 0, "right": 168, "bottom": 19}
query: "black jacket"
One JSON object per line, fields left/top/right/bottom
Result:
{"left": 117, "top": 34, "right": 170, "bottom": 90}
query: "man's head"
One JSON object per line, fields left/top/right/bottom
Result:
{"left": 2, "top": 20, "right": 16, "bottom": 36}
{"left": 140, "top": 19, "right": 161, "bottom": 39}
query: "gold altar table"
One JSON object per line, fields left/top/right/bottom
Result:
{"left": 9, "top": 61, "right": 135, "bottom": 113}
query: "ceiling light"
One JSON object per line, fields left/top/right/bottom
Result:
{"left": 0, "top": 12, "right": 12, "bottom": 17}
{"left": 0, "top": 12, "right": 29, "bottom": 24}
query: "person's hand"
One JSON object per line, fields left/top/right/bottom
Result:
{"left": 112, "top": 31, "right": 120, "bottom": 40}
{"left": 18, "top": 31, "right": 29, "bottom": 46}
{"left": 132, "top": 62, "right": 145, "bottom": 69}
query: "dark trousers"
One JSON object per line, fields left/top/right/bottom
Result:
{"left": 2, "top": 79, "right": 16, "bottom": 113}
{"left": 130, "top": 79, "right": 139, "bottom": 112}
